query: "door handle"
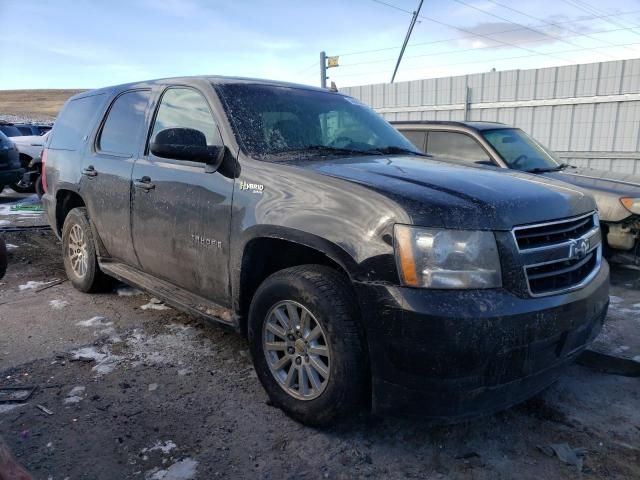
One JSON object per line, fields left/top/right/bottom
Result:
{"left": 134, "top": 176, "right": 155, "bottom": 191}
{"left": 82, "top": 165, "right": 97, "bottom": 177}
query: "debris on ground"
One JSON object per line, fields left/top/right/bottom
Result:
{"left": 538, "top": 443, "right": 588, "bottom": 472}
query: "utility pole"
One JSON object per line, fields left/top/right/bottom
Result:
{"left": 391, "top": 0, "right": 424, "bottom": 84}
{"left": 320, "top": 51, "right": 327, "bottom": 89}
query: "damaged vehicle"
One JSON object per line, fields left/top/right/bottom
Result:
{"left": 394, "top": 121, "right": 640, "bottom": 265}
{"left": 42, "top": 77, "right": 609, "bottom": 425}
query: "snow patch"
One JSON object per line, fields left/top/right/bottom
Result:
{"left": 146, "top": 458, "right": 198, "bottom": 480}
{"left": 76, "top": 316, "right": 113, "bottom": 328}
{"left": 141, "top": 298, "right": 171, "bottom": 311}
{"left": 0, "top": 403, "right": 26, "bottom": 414}
{"left": 0, "top": 220, "right": 9, "bottom": 226}
{"left": 49, "top": 299, "right": 69, "bottom": 309}
{"left": 143, "top": 440, "right": 177, "bottom": 455}
{"left": 19, "top": 280, "right": 51, "bottom": 291}
{"left": 609, "top": 296, "right": 624, "bottom": 304}
{"left": 64, "top": 386, "right": 86, "bottom": 404}
{"left": 69, "top": 346, "right": 121, "bottom": 376}
{"left": 6, "top": 243, "right": 18, "bottom": 250}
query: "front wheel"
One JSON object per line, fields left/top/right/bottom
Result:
{"left": 62, "top": 207, "right": 110, "bottom": 292}
{"left": 248, "top": 265, "right": 368, "bottom": 426}
{"left": 0, "top": 237, "right": 7, "bottom": 279}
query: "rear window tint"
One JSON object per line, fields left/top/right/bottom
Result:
{"left": 49, "top": 93, "right": 106, "bottom": 150}
{"left": 0, "top": 125, "right": 22, "bottom": 137}
{"left": 99, "top": 90, "right": 150, "bottom": 156}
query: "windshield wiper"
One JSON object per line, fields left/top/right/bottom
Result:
{"left": 272, "top": 145, "right": 382, "bottom": 156}
{"left": 367, "top": 146, "right": 430, "bottom": 157}
{"left": 525, "top": 163, "right": 570, "bottom": 173}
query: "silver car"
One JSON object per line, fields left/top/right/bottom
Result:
{"left": 394, "top": 120, "right": 640, "bottom": 265}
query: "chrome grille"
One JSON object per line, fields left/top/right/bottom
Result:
{"left": 512, "top": 212, "right": 602, "bottom": 297}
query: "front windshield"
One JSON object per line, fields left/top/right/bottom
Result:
{"left": 215, "top": 83, "right": 421, "bottom": 160}
{"left": 482, "top": 128, "right": 561, "bottom": 171}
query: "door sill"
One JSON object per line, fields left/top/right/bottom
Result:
{"left": 99, "top": 259, "right": 237, "bottom": 329}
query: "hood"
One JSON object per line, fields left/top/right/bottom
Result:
{"left": 543, "top": 166, "right": 640, "bottom": 222}
{"left": 12, "top": 135, "right": 45, "bottom": 146}
{"left": 543, "top": 166, "right": 640, "bottom": 197}
{"left": 299, "top": 155, "right": 595, "bottom": 230}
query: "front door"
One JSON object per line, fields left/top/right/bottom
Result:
{"left": 130, "top": 86, "right": 234, "bottom": 306}
{"left": 80, "top": 89, "right": 151, "bottom": 267}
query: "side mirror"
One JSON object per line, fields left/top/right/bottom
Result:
{"left": 150, "top": 127, "right": 225, "bottom": 173}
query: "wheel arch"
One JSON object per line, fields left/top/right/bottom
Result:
{"left": 233, "top": 226, "right": 361, "bottom": 335}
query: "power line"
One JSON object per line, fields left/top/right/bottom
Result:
{"left": 483, "top": 0, "right": 640, "bottom": 56}
{"left": 561, "top": 0, "right": 640, "bottom": 33}
{"left": 451, "top": 0, "right": 607, "bottom": 57}
{"left": 334, "top": 8, "right": 640, "bottom": 58}
{"left": 368, "top": 0, "right": 576, "bottom": 63}
{"left": 295, "top": 61, "right": 318, "bottom": 75}
{"left": 336, "top": 23, "right": 640, "bottom": 69}
{"left": 329, "top": 40, "right": 640, "bottom": 80}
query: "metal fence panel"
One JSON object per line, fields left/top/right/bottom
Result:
{"left": 343, "top": 59, "right": 640, "bottom": 173}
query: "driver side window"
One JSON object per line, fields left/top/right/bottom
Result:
{"left": 427, "top": 131, "right": 489, "bottom": 163}
{"left": 149, "top": 88, "right": 222, "bottom": 156}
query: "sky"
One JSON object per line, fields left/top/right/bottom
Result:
{"left": 2, "top": 0, "right": 640, "bottom": 90}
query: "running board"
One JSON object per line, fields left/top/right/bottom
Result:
{"left": 99, "top": 260, "right": 237, "bottom": 328}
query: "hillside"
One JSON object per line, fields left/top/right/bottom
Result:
{"left": 0, "top": 89, "right": 86, "bottom": 122}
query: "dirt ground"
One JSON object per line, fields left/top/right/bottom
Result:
{"left": 0, "top": 89, "right": 84, "bottom": 122}
{"left": 0, "top": 192, "right": 639, "bottom": 480}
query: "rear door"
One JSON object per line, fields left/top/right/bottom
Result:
{"left": 426, "top": 130, "right": 493, "bottom": 166}
{"left": 130, "top": 86, "right": 234, "bottom": 305}
{"left": 80, "top": 89, "right": 151, "bottom": 267}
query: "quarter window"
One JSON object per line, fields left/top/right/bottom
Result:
{"left": 427, "top": 131, "right": 490, "bottom": 163}
{"left": 400, "top": 130, "right": 427, "bottom": 151}
{"left": 98, "top": 90, "right": 150, "bottom": 156}
{"left": 149, "top": 88, "right": 222, "bottom": 154}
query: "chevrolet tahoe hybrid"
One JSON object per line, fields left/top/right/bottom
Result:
{"left": 42, "top": 77, "right": 609, "bottom": 425}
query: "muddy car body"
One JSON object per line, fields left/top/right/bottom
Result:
{"left": 42, "top": 77, "right": 609, "bottom": 424}
{"left": 394, "top": 121, "right": 640, "bottom": 264}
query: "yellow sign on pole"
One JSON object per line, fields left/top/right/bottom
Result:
{"left": 327, "top": 56, "right": 339, "bottom": 68}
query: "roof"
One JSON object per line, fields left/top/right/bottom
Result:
{"left": 70, "top": 75, "right": 338, "bottom": 102}
{"left": 391, "top": 120, "right": 510, "bottom": 131}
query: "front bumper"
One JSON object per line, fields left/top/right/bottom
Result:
{"left": 355, "top": 260, "right": 609, "bottom": 419}
{"left": 0, "top": 168, "right": 25, "bottom": 186}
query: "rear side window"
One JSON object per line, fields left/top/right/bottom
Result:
{"left": 17, "top": 126, "right": 33, "bottom": 135}
{"left": 427, "top": 131, "right": 489, "bottom": 163}
{"left": 50, "top": 94, "right": 106, "bottom": 150}
{"left": 399, "top": 130, "right": 426, "bottom": 151}
{"left": 98, "top": 90, "right": 150, "bottom": 156}
{"left": 0, "top": 125, "right": 22, "bottom": 137}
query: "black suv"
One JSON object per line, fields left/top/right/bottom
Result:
{"left": 42, "top": 77, "right": 609, "bottom": 425}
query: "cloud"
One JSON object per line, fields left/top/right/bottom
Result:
{"left": 456, "top": 17, "right": 597, "bottom": 50}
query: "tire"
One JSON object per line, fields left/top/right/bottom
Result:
{"left": 35, "top": 175, "right": 44, "bottom": 199}
{"left": 0, "top": 185, "right": 4, "bottom": 194}
{"left": 248, "top": 265, "right": 368, "bottom": 426}
{"left": 10, "top": 179, "right": 35, "bottom": 194}
{"left": 0, "top": 237, "right": 7, "bottom": 280}
{"left": 61, "top": 207, "right": 110, "bottom": 292}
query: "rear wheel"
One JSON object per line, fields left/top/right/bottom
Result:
{"left": 248, "top": 265, "right": 368, "bottom": 426}
{"left": 0, "top": 185, "right": 4, "bottom": 194}
{"left": 10, "top": 179, "right": 35, "bottom": 194}
{"left": 62, "top": 207, "right": 110, "bottom": 292}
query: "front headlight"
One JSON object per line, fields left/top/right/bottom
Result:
{"left": 620, "top": 197, "right": 640, "bottom": 215}
{"left": 394, "top": 225, "right": 502, "bottom": 289}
